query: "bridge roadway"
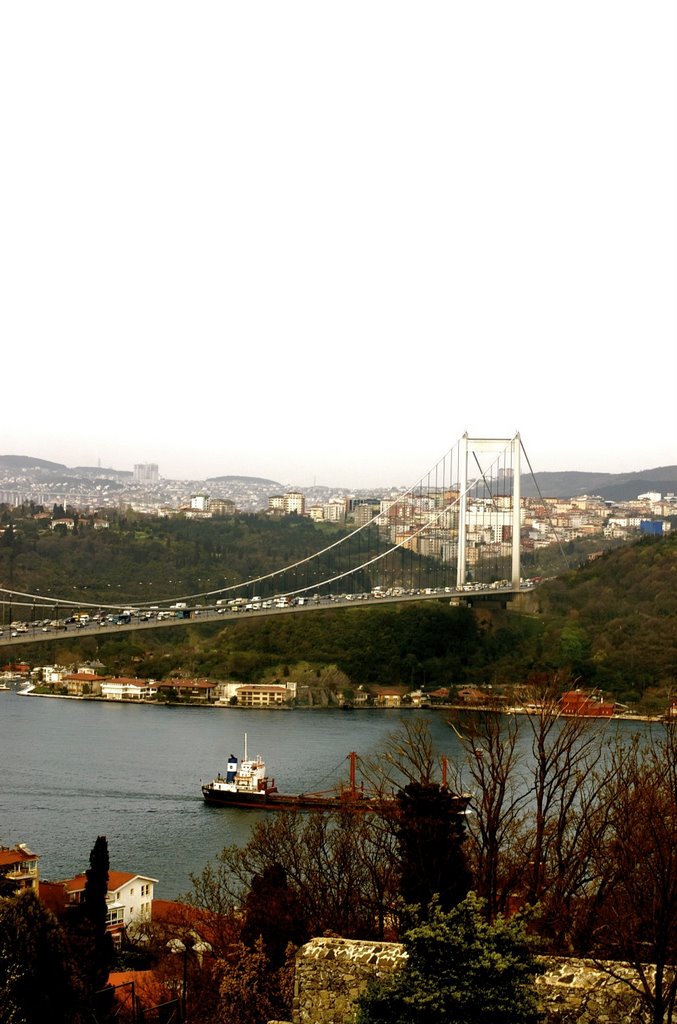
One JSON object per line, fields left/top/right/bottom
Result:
{"left": 0, "top": 585, "right": 535, "bottom": 649}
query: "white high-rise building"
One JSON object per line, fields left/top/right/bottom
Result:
{"left": 133, "top": 464, "right": 159, "bottom": 484}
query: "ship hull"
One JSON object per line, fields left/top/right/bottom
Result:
{"left": 201, "top": 784, "right": 379, "bottom": 811}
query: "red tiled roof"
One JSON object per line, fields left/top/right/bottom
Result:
{"left": 0, "top": 846, "right": 39, "bottom": 867}
{"left": 65, "top": 870, "right": 156, "bottom": 894}
{"left": 63, "top": 673, "right": 106, "bottom": 681}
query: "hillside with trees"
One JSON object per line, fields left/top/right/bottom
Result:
{"left": 1, "top": 504, "right": 675, "bottom": 709}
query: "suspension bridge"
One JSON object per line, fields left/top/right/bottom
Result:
{"left": 0, "top": 433, "right": 551, "bottom": 647}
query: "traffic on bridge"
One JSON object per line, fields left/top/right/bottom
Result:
{"left": 0, "top": 580, "right": 538, "bottom": 648}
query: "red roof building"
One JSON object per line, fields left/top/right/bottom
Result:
{"left": 0, "top": 844, "right": 40, "bottom": 892}
{"left": 559, "top": 690, "right": 616, "bottom": 717}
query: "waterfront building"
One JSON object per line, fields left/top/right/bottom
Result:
{"left": 235, "top": 682, "right": 296, "bottom": 707}
{"left": 0, "top": 843, "right": 40, "bottom": 892}
{"left": 101, "top": 678, "right": 158, "bottom": 700}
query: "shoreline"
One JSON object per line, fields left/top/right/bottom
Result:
{"left": 8, "top": 689, "right": 667, "bottom": 722}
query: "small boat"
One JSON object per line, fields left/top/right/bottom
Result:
{"left": 201, "top": 735, "right": 377, "bottom": 811}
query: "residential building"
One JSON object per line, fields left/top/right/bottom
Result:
{"left": 208, "top": 497, "right": 237, "bottom": 516}
{"left": 0, "top": 844, "right": 40, "bottom": 892}
{"left": 133, "top": 464, "right": 159, "bottom": 484}
{"left": 284, "top": 491, "right": 305, "bottom": 515}
{"left": 155, "top": 680, "right": 215, "bottom": 702}
{"left": 325, "top": 498, "right": 347, "bottom": 523}
{"left": 235, "top": 683, "right": 296, "bottom": 707}
{"left": 42, "top": 870, "right": 158, "bottom": 945}
{"left": 213, "top": 680, "right": 245, "bottom": 703}
{"left": 374, "top": 688, "right": 403, "bottom": 708}
{"left": 63, "top": 672, "right": 105, "bottom": 696}
{"left": 101, "top": 678, "right": 158, "bottom": 700}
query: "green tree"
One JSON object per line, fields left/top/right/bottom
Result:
{"left": 354, "top": 893, "right": 543, "bottom": 1024}
{"left": 64, "top": 835, "right": 114, "bottom": 1003}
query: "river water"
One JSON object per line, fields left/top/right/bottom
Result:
{"left": 0, "top": 693, "right": 470, "bottom": 899}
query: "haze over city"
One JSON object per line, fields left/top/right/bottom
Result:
{"left": 1, "top": 3, "right": 675, "bottom": 488}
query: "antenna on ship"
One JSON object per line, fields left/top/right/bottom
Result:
{"left": 244, "top": 732, "right": 248, "bottom": 761}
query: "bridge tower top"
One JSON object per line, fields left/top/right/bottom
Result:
{"left": 457, "top": 433, "right": 522, "bottom": 591}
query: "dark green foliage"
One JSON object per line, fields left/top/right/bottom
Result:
{"left": 536, "top": 532, "right": 677, "bottom": 693}
{"left": 355, "top": 893, "right": 544, "bottom": 1024}
{"left": 395, "top": 783, "right": 472, "bottom": 918}
{"left": 0, "top": 890, "right": 84, "bottom": 1024}
{"left": 64, "top": 835, "right": 114, "bottom": 1000}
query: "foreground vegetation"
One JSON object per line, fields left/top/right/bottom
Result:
{"left": 5, "top": 711, "right": 677, "bottom": 1022}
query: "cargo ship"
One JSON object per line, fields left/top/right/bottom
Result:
{"left": 201, "top": 736, "right": 376, "bottom": 810}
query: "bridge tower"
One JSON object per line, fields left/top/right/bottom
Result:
{"left": 456, "top": 433, "right": 522, "bottom": 591}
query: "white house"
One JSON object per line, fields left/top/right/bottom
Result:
{"left": 64, "top": 870, "right": 158, "bottom": 942}
{"left": 101, "top": 678, "right": 157, "bottom": 700}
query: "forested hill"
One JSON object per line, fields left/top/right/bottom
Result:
{"left": 2, "top": 505, "right": 674, "bottom": 705}
{"left": 530, "top": 531, "right": 676, "bottom": 700}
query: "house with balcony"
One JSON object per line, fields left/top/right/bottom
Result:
{"left": 155, "top": 680, "right": 215, "bottom": 702}
{"left": 63, "top": 672, "right": 106, "bottom": 696}
{"left": 0, "top": 843, "right": 40, "bottom": 892}
{"left": 101, "top": 678, "right": 158, "bottom": 700}
{"left": 41, "top": 870, "right": 158, "bottom": 945}
{"left": 235, "top": 683, "right": 296, "bottom": 707}
{"left": 373, "top": 688, "right": 404, "bottom": 708}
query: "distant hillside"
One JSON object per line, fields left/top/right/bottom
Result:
{"left": 0, "top": 455, "right": 67, "bottom": 472}
{"left": 72, "top": 466, "right": 132, "bottom": 478}
{"left": 521, "top": 466, "right": 677, "bottom": 501}
{"left": 207, "top": 474, "right": 283, "bottom": 487}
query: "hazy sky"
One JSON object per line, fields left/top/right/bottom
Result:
{"left": 2, "top": 3, "right": 675, "bottom": 488}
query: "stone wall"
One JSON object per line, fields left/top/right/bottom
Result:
{"left": 284, "top": 939, "right": 653, "bottom": 1024}
{"left": 292, "top": 937, "right": 407, "bottom": 1024}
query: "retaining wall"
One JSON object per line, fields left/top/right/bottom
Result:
{"left": 279, "top": 938, "right": 654, "bottom": 1024}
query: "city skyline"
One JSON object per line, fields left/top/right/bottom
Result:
{"left": 1, "top": 3, "right": 675, "bottom": 488}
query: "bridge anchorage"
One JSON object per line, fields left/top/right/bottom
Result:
{"left": 1, "top": 432, "right": 548, "bottom": 643}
